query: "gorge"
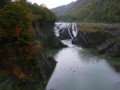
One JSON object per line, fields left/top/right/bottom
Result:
{"left": 45, "top": 22, "right": 120, "bottom": 90}
{"left": 0, "top": 0, "right": 120, "bottom": 90}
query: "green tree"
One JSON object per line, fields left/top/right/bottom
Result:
{"left": 0, "top": 0, "right": 11, "bottom": 9}
{"left": 0, "top": 2, "right": 31, "bottom": 37}
{"left": 28, "top": 3, "right": 56, "bottom": 24}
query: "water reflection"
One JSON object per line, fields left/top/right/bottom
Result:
{"left": 46, "top": 40, "right": 120, "bottom": 90}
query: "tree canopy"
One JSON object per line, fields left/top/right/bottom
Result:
{"left": 0, "top": 0, "right": 11, "bottom": 9}
{"left": 0, "top": 1, "right": 57, "bottom": 89}
{"left": 52, "top": 0, "right": 120, "bottom": 23}
{"left": 0, "top": 1, "right": 31, "bottom": 37}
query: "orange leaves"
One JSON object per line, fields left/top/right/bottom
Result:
{"left": 80, "top": 26, "right": 99, "bottom": 32}
{"left": 13, "top": 66, "right": 26, "bottom": 80}
{"left": 13, "top": 26, "right": 22, "bottom": 37}
{"left": 0, "top": 26, "right": 23, "bottom": 37}
{"left": 26, "top": 40, "right": 41, "bottom": 60}
{"left": 19, "top": 72, "right": 26, "bottom": 79}
{"left": 13, "top": 67, "right": 21, "bottom": 77}
{"left": 0, "top": 29, "right": 8, "bottom": 36}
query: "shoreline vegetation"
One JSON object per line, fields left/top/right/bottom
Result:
{"left": 0, "top": 0, "right": 59, "bottom": 90}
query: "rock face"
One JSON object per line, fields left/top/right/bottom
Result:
{"left": 105, "top": 42, "right": 120, "bottom": 57}
{"left": 0, "top": 52, "right": 57, "bottom": 89}
{"left": 35, "top": 52, "right": 57, "bottom": 81}
{"left": 0, "top": 21, "right": 62, "bottom": 89}
{"left": 58, "top": 28, "right": 72, "bottom": 40}
{"left": 97, "top": 39, "right": 120, "bottom": 58}
{"left": 72, "top": 30, "right": 109, "bottom": 48}
{"left": 97, "top": 27, "right": 120, "bottom": 58}
{"left": 72, "top": 25, "right": 120, "bottom": 58}
{"left": 33, "top": 22, "right": 67, "bottom": 48}
{"left": 97, "top": 40, "right": 116, "bottom": 53}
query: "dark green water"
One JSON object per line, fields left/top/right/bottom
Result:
{"left": 46, "top": 40, "right": 120, "bottom": 90}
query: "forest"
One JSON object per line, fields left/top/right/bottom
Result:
{"left": 52, "top": 0, "right": 120, "bottom": 23}
{"left": 0, "top": 0, "right": 57, "bottom": 89}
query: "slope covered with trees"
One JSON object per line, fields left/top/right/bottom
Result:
{"left": 0, "top": 0, "right": 58, "bottom": 89}
{"left": 52, "top": 0, "right": 120, "bottom": 23}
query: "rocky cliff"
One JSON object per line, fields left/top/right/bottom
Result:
{"left": 0, "top": 49, "right": 57, "bottom": 90}
{"left": 97, "top": 28, "right": 120, "bottom": 58}
{"left": 0, "top": 21, "right": 59, "bottom": 89}
{"left": 0, "top": 1, "right": 65, "bottom": 90}
{"left": 58, "top": 27, "right": 72, "bottom": 40}
{"left": 72, "top": 26, "right": 110, "bottom": 47}
{"left": 72, "top": 24, "right": 120, "bottom": 58}
{"left": 33, "top": 22, "right": 67, "bottom": 48}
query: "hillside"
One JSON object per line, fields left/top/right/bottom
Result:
{"left": 52, "top": 0, "right": 120, "bottom": 23}
{"left": 52, "top": 2, "right": 75, "bottom": 15}
{"left": 0, "top": 0, "right": 66, "bottom": 89}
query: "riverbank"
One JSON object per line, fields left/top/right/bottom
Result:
{"left": 55, "top": 22, "right": 120, "bottom": 58}
{"left": 54, "top": 22, "right": 120, "bottom": 72}
{"left": 72, "top": 23, "right": 120, "bottom": 58}
{"left": 77, "top": 22, "right": 120, "bottom": 27}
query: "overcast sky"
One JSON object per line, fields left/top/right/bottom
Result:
{"left": 28, "top": 0, "right": 77, "bottom": 9}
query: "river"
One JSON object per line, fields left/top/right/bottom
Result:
{"left": 46, "top": 39, "right": 120, "bottom": 90}
{"left": 46, "top": 22, "right": 120, "bottom": 90}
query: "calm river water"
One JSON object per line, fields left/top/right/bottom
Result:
{"left": 46, "top": 39, "right": 120, "bottom": 90}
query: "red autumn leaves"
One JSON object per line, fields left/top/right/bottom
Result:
{"left": 0, "top": 26, "right": 22, "bottom": 37}
{"left": 13, "top": 26, "right": 22, "bottom": 37}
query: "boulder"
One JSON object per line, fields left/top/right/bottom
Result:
{"left": 33, "top": 22, "right": 67, "bottom": 49}
{"left": 72, "top": 30, "right": 109, "bottom": 48}
{"left": 58, "top": 28, "right": 72, "bottom": 40}
{"left": 97, "top": 40, "right": 116, "bottom": 53}
{"left": 105, "top": 42, "right": 120, "bottom": 57}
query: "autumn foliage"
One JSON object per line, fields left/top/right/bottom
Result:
{"left": 0, "top": 1, "right": 31, "bottom": 37}
{"left": 13, "top": 26, "right": 23, "bottom": 37}
{"left": 0, "top": 0, "right": 56, "bottom": 89}
{"left": 0, "top": 0, "right": 40, "bottom": 87}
